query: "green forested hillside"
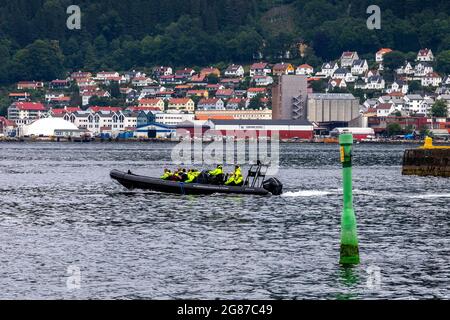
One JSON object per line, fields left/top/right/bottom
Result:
{"left": 0, "top": 0, "right": 450, "bottom": 83}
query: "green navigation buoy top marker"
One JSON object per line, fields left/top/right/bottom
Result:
{"left": 339, "top": 133, "right": 360, "bottom": 265}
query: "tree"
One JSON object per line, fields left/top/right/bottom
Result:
{"left": 309, "top": 79, "right": 327, "bottom": 92}
{"left": 431, "top": 100, "right": 448, "bottom": 118}
{"left": 408, "top": 80, "right": 421, "bottom": 93}
{"left": 248, "top": 94, "right": 264, "bottom": 110}
{"left": 436, "top": 50, "right": 450, "bottom": 74}
{"left": 386, "top": 123, "right": 403, "bottom": 136}
{"left": 383, "top": 51, "right": 406, "bottom": 71}
{"left": 206, "top": 74, "right": 219, "bottom": 84}
{"left": 11, "top": 40, "right": 64, "bottom": 81}
{"left": 109, "top": 81, "right": 121, "bottom": 99}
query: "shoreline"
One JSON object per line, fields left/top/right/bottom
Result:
{"left": 1, "top": 137, "right": 447, "bottom": 145}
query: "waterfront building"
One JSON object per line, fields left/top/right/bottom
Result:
{"left": 272, "top": 75, "right": 308, "bottom": 120}
{"left": 307, "top": 93, "right": 360, "bottom": 126}
{"left": 155, "top": 112, "right": 195, "bottom": 126}
{"left": 20, "top": 117, "right": 81, "bottom": 137}
{"left": 7, "top": 102, "right": 48, "bottom": 126}
{"left": 195, "top": 109, "right": 272, "bottom": 121}
{"left": 210, "top": 119, "right": 314, "bottom": 140}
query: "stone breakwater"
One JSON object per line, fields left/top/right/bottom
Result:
{"left": 402, "top": 148, "right": 450, "bottom": 177}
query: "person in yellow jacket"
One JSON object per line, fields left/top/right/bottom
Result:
{"left": 160, "top": 169, "right": 172, "bottom": 180}
{"left": 225, "top": 165, "right": 243, "bottom": 186}
{"left": 209, "top": 165, "right": 223, "bottom": 176}
{"left": 185, "top": 169, "right": 201, "bottom": 183}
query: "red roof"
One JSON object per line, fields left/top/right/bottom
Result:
{"left": 377, "top": 48, "right": 392, "bottom": 55}
{"left": 227, "top": 98, "right": 244, "bottom": 104}
{"left": 216, "top": 89, "right": 234, "bottom": 96}
{"left": 0, "top": 116, "right": 16, "bottom": 127}
{"left": 169, "top": 98, "right": 192, "bottom": 104}
{"left": 248, "top": 88, "right": 266, "bottom": 93}
{"left": 138, "top": 98, "right": 163, "bottom": 105}
{"left": 298, "top": 64, "right": 313, "bottom": 69}
{"left": 127, "top": 106, "right": 161, "bottom": 112}
{"left": 15, "top": 102, "right": 46, "bottom": 111}
{"left": 418, "top": 49, "right": 431, "bottom": 56}
{"left": 251, "top": 62, "right": 268, "bottom": 70}
{"left": 51, "top": 79, "right": 69, "bottom": 84}
{"left": 51, "top": 107, "right": 81, "bottom": 114}
{"left": 50, "top": 97, "right": 71, "bottom": 102}
{"left": 377, "top": 103, "right": 393, "bottom": 110}
{"left": 88, "top": 106, "right": 122, "bottom": 113}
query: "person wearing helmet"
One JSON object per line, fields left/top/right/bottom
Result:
{"left": 209, "top": 165, "right": 223, "bottom": 177}
{"left": 225, "top": 165, "right": 243, "bottom": 186}
{"left": 208, "top": 165, "right": 224, "bottom": 184}
{"left": 160, "top": 169, "right": 172, "bottom": 180}
{"left": 185, "top": 169, "right": 201, "bottom": 183}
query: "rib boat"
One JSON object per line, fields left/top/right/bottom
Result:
{"left": 110, "top": 163, "right": 283, "bottom": 196}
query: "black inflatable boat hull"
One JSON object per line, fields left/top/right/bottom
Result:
{"left": 110, "top": 170, "right": 271, "bottom": 196}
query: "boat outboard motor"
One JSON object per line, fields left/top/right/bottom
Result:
{"left": 262, "top": 178, "right": 283, "bottom": 195}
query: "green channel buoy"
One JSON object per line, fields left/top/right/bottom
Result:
{"left": 339, "top": 133, "right": 360, "bottom": 265}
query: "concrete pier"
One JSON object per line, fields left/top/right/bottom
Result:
{"left": 402, "top": 137, "right": 450, "bottom": 177}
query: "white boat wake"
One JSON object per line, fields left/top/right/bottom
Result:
{"left": 282, "top": 190, "right": 333, "bottom": 197}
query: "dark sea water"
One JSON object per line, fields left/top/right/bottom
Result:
{"left": 0, "top": 142, "right": 449, "bottom": 299}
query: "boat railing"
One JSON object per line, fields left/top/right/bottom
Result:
{"left": 244, "top": 161, "right": 269, "bottom": 188}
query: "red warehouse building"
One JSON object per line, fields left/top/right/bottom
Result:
{"left": 210, "top": 120, "right": 315, "bottom": 140}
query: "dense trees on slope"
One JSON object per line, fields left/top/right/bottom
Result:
{"left": 0, "top": 0, "right": 449, "bottom": 83}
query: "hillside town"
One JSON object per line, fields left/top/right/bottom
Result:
{"left": 1, "top": 48, "right": 450, "bottom": 141}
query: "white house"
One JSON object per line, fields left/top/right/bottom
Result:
{"left": 95, "top": 71, "right": 120, "bottom": 81}
{"left": 421, "top": 73, "right": 442, "bottom": 87}
{"left": 296, "top": 64, "right": 314, "bottom": 76}
{"left": 132, "top": 76, "right": 155, "bottom": 87}
{"left": 376, "top": 48, "right": 393, "bottom": 63}
{"left": 386, "top": 80, "right": 409, "bottom": 94}
{"left": 404, "top": 94, "right": 432, "bottom": 115}
{"left": 351, "top": 59, "right": 369, "bottom": 76}
{"left": 224, "top": 64, "right": 245, "bottom": 77}
{"left": 340, "top": 51, "right": 359, "bottom": 68}
{"left": 250, "top": 63, "right": 272, "bottom": 77}
{"left": 328, "top": 78, "right": 347, "bottom": 89}
{"left": 396, "top": 61, "right": 415, "bottom": 76}
{"left": 414, "top": 62, "right": 434, "bottom": 77}
{"left": 197, "top": 98, "right": 225, "bottom": 111}
{"left": 319, "top": 62, "right": 339, "bottom": 77}
{"left": 155, "top": 112, "right": 195, "bottom": 126}
{"left": 253, "top": 75, "right": 274, "bottom": 86}
{"left": 332, "top": 68, "right": 348, "bottom": 80}
{"left": 376, "top": 103, "right": 395, "bottom": 117}
{"left": 416, "top": 49, "right": 434, "bottom": 62}
{"left": 366, "top": 76, "right": 385, "bottom": 90}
